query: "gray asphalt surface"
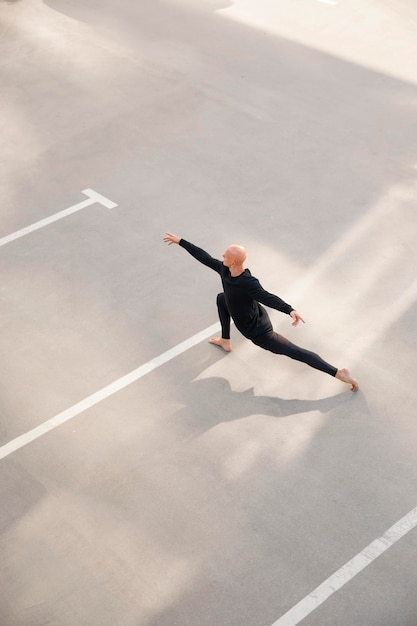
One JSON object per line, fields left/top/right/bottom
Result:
{"left": 1, "top": 1, "right": 417, "bottom": 625}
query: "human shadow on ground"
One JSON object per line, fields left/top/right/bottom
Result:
{"left": 179, "top": 376, "right": 366, "bottom": 437}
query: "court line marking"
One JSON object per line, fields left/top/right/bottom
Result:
{"left": 271, "top": 505, "right": 417, "bottom": 625}
{"left": 0, "top": 189, "right": 117, "bottom": 248}
{"left": 0, "top": 322, "right": 220, "bottom": 461}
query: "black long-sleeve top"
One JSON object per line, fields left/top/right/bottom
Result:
{"left": 179, "top": 239, "right": 294, "bottom": 339}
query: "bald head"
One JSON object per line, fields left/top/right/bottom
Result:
{"left": 226, "top": 244, "right": 247, "bottom": 263}
{"left": 222, "top": 244, "right": 247, "bottom": 276}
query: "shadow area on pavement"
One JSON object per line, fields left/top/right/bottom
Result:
{"left": 178, "top": 376, "right": 364, "bottom": 436}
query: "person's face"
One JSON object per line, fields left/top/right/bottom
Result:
{"left": 222, "top": 249, "right": 234, "bottom": 267}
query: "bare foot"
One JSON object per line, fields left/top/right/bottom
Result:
{"left": 336, "top": 368, "right": 359, "bottom": 392}
{"left": 209, "top": 337, "right": 232, "bottom": 352}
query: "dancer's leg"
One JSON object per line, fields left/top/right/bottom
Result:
{"left": 252, "top": 331, "right": 359, "bottom": 390}
{"left": 209, "top": 293, "right": 232, "bottom": 352}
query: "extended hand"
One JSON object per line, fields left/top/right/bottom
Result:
{"left": 163, "top": 232, "right": 181, "bottom": 245}
{"left": 290, "top": 310, "right": 305, "bottom": 327}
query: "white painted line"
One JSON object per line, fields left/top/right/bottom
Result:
{"left": 0, "top": 189, "right": 117, "bottom": 248}
{"left": 271, "top": 506, "right": 417, "bottom": 626}
{"left": 0, "top": 322, "right": 220, "bottom": 461}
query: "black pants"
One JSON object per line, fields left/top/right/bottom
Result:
{"left": 216, "top": 292, "right": 337, "bottom": 377}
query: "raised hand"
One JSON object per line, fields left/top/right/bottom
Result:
{"left": 163, "top": 232, "right": 181, "bottom": 245}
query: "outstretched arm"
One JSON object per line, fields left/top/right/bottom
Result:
{"left": 163, "top": 232, "right": 223, "bottom": 273}
{"left": 246, "top": 278, "right": 305, "bottom": 326}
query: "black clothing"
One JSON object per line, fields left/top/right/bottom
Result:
{"left": 179, "top": 239, "right": 337, "bottom": 377}
{"left": 179, "top": 239, "right": 294, "bottom": 339}
{"left": 251, "top": 331, "right": 337, "bottom": 376}
{"left": 215, "top": 290, "right": 337, "bottom": 377}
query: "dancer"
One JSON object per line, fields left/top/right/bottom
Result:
{"left": 163, "top": 233, "right": 359, "bottom": 391}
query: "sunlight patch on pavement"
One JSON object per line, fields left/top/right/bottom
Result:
{"left": 216, "top": 0, "right": 417, "bottom": 85}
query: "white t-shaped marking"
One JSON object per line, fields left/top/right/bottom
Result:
{"left": 0, "top": 189, "right": 117, "bottom": 248}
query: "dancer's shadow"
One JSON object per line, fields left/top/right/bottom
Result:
{"left": 180, "top": 377, "right": 366, "bottom": 436}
